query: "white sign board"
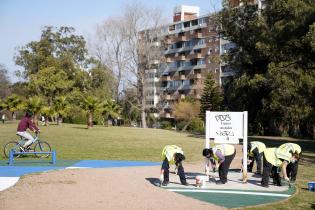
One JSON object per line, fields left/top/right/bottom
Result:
{"left": 209, "top": 112, "right": 244, "bottom": 144}
{"left": 205, "top": 111, "right": 248, "bottom": 182}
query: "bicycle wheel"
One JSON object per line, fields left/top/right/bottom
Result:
{"left": 4, "top": 141, "right": 22, "bottom": 158}
{"left": 34, "top": 141, "right": 51, "bottom": 158}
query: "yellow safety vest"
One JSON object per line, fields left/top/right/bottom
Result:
{"left": 161, "top": 145, "right": 184, "bottom": 164}
{"left": 278, "top": 143, "right": 301, "bottom": 154}
{"left": 264, "top": 148, "right": 283, "bottom": 167}
{"left": 249, "top": 141, "right": 266, "bottom": 157}
{"left": 275, "top": 143, "right": 300, "bottom": 162}
{"left": 212, "top": 144, "right": 235, "bottom": 161}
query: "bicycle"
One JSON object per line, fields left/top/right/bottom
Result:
{"left": 3, "top": 133, "right": 51, "bottom": 158}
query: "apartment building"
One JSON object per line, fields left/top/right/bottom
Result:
{"left": 144, "top": 5, "right": 235, "bottom": 118}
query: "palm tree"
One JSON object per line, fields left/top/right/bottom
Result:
{"left": 53, "top": 96, "right": 70, "bottom": 125}
{"left": 23, "top": 96, "right": 45, "bottom": 126}
{"left": 102, "top": 99, "right": 121, "bottom": 126}
{"left": 80, "top": 96, "right": 102, "bottom": 129}
{"left": 5, "top": 95, "right": 23, "bottom": 121}
{"left": 41, "top": 106, "right": 54, "bottom": 126}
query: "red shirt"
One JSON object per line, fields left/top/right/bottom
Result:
{"left": 17, "top": 117, "right": 39, "bottom": 132}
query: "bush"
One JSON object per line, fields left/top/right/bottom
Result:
{"left": 176, "top": 121, "right": 188, "bottom": 131}
{"left": 189, "top": 118, "right": 205, "bottom": 134}
{"left": 160, "top": 120, "right": 172, "bottom": 130}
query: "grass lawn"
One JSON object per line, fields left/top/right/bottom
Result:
{"left": 0, "top": 122, "right": 314, "bottom": 209}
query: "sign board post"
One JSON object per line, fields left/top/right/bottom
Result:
{"left": 205, "top": 111, "right": 248, "bottom": 183}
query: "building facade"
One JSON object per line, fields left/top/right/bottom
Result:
{"left": 144, "top": 5, "right": 235, "bottom": 118}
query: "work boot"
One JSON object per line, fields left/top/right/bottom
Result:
{"left": 181, "top": 181, "right": 188, "bottom": 186}
{"left": 161, "top": 181, "right": 169, "bottom": 186}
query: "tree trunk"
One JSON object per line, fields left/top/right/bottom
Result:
{"left": 44, "top": 117, "right": 49, "bottom": 126}
{"left": 57, "top": 116, "right": 63, "bottom": 125}
{"left": 141, "top": 86, "right": 147, "bottom": 128}
{"left": 141, "top": 109, "right": 147, "bottom": 128}
{"left": 290, "top": 123, "right": 300, "bottom": 137}
{"left": 12, "top": 112, "right": 16, "bottom": 121}
{"left": 87, "top": 112, "right": 93, "bottom": 129}
{"left": 181, "top": 121, "right": 191, "bottom": 132}
{"left": 33, "top": 113, "right": 39, "bottom": 126}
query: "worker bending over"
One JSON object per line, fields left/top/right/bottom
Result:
{"left": 248, "top": 141, "right": 266, "bottom": 175}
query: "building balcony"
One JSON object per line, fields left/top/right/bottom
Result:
{"left": 195, "top": 32, "right": 203, "bottom": 38}
{"left": 177, "top": 65, "right": 193, "bottom": 71}
{"left": 166, "top": 57, "right": 172, "bottom": 63}
{"left": 195, "top": 53, "right": 203, "bottom": 58}
{"left": 160, "top": 112, "right": 172, "bottom": 118}
{"left": 193, "top": 64, "right": 206, "bottom": 69}
{"left": 177, "top": 36, "right": 187, "bottom": 41}
{"left": 165, "top": 39, "right": 172, "bottom": 44}
{"left": 179, "top": 55, "right": 186, "bottom": 60}
{"left": 180, "top": 75, "right": 186, "bottom": 80}
{"left": 194, "top": 73, "right": 202, "bottom": 79}
{"left": 160, "top": 75, "right": 171, "bottom": 81}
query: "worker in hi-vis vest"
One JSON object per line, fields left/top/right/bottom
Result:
{"left": 160, "top": 145, "right": 187, "bottom": 186}
{"left": 247, "top": 141, "right": 266, "bottom": 175}
{"left": 203, "top": 144, "right": 236, "bottom": 184}
{"left": 261, "top": 147, "right": 299, "bottom": 187}
{"left": 277, "top": 143, "right": 301, "bottom": 182}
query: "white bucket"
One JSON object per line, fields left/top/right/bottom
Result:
{"left": 195, "top": 175, "right": 207, "bottom": 188}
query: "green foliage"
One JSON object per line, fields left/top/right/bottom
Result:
{"left": 221, "top": 0, "right": 315, "bottom": 138}
{"left": 53, "top": 96, "right": 71, "bottom": 122}
{"left": 200, "top": 73, "right": 223, "bottom": 120}
{"left": 3, "top": 94, "right": 23, "bottom": 119}
{"left": 176, "top": 120, "right": 187, "bottom": 131}
{"left": 63, "top": 106, "right": 86, "bottom": 124}
{"left": 23, "top": 96, "right": 44, "bottom": 114}
{"left": 189, "top": 118, "right": 205, "bottom": 134}
{"left": 160, "top": 120, "right": 172, "bottom": 130}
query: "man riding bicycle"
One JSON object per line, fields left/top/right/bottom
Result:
{"left": 16, "top": 111, "right": 40, "bottom": 149}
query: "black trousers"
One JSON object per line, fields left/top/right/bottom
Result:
{"left": 161, "top": 158, "right": 186, "bottom": 184}
{"left": 248, "top": 153, "right": 262, "bottom": 174}
{"left": 218, "top": 150, "right": 236, "bottom": 184}
{"left": 261, "top": 155, "right": 281, "bottom": 186}
{"left": 286, "top": 161, "right": 299, "bottom": 181}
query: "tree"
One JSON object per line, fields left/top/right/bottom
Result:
{"left": 80, "top": 96, "right": 102, "bottom": 129}
{"left": 53, "top": 96, "right": 70, "bottom": 125}
{"left": 41, "top": 106, "right": 54, "bottom": 126}
{"left": 0, "top": 64, "right": 11, "bottom": 99}
{"left": 89, "top": 64, "right": 115, "bottom": 100}
{"left": 221, "top": 0, "right": 315, "bottom": 137}
{"left": 4, "top": 95, "right": 23, "bottom": 120}
{"left": 93, "top": 3, "right": 165, "bottom": 128}
{"left": 15, "top": 26, "right": 91, "bottom": 103}
{"left": 120, "top": 88, "right": 140, "bottom": 126}
{"left": 102, "top": 99, "right": 121, "bottom": 125}
{"left": 94, "top": 18, "right": 128, "bottom": 101}
{"left": 200, "top": 73, "right": 224, "bottom": 120}
{"left": 23, "top": 96, "right": 44, "bottom": 126}
{"left": 173, "top": 100, "right": 200, "bottom": 131}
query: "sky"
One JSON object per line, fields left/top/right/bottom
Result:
{"left": 0, "top": 0, "right": 222, "bottom": 82}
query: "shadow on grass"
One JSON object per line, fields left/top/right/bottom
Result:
{"left": 311, "top": 203, "right": 315, "bottom": 210}
{"left": 70, "top": 126, "right": 88, "bottom": 130}
{"left": 187, "top": 133, "right": 204, "bottom": 139}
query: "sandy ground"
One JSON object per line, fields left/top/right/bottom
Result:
{"left": 0, "top": 145, "right": 248, "bottom": 210}
{"left": 0, "top": 165, "right": 226, "bottom": 210}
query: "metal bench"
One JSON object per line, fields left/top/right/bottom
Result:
{"left": 8, "top": 150, "right": 57, "bottom": 166}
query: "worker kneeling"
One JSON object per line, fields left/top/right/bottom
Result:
{"left": 203, "top": 144, "right": 236, "bottom": 185}
{"left": 160, "top": 145, "right": 188, "bottom": 186}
